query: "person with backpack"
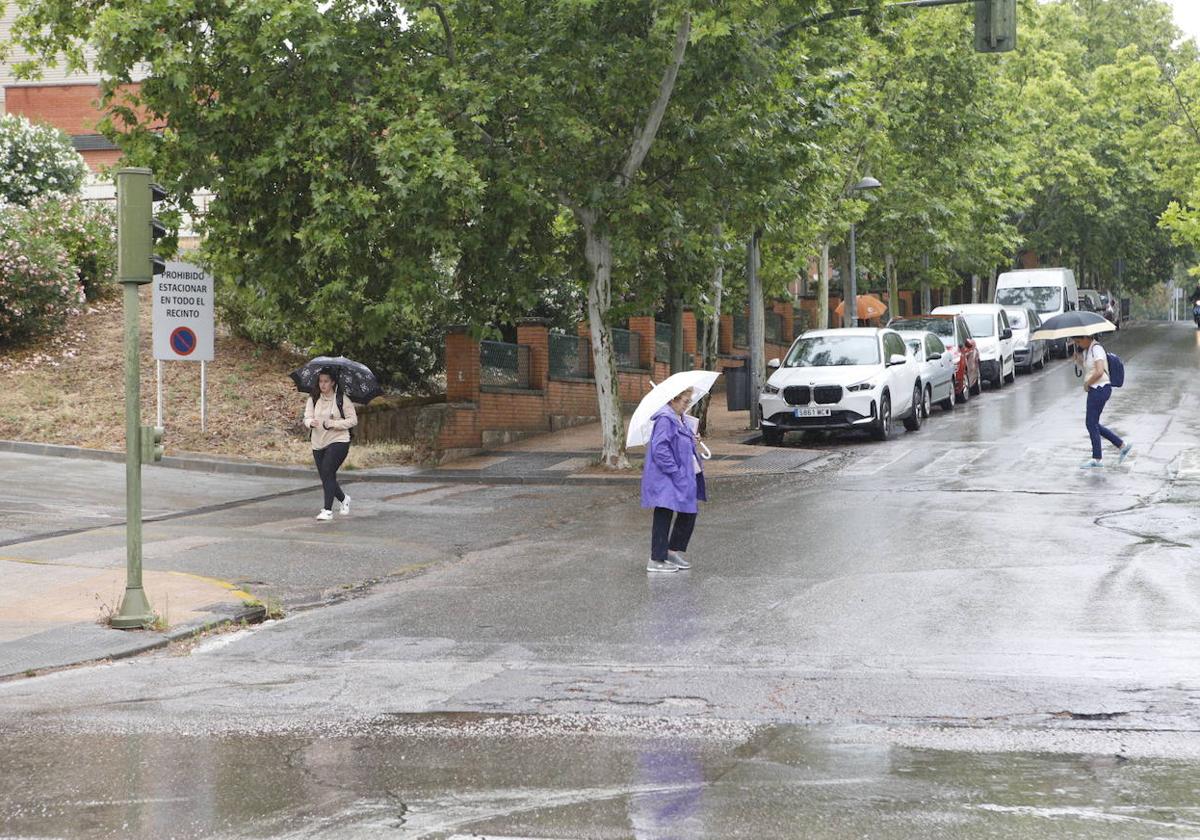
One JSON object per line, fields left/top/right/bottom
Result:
{"left": 303, "top": 367, "right": 357, "bottom": 520}
{"left": 1072, "top": 335, "right": 1131, "bottom": 469}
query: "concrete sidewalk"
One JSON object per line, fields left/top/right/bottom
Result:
{"left": 425, "top": 400, "right": 836, "bottom": 483}
{"left": 0, "top": 558, "right": 262, "bottom": 679}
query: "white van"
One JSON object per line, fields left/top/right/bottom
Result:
{"left": 994, "top": 268, "right": 1078, "bottom": 357}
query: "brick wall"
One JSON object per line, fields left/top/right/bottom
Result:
{"left": 5, "top": 84, "right": 104, "bottom": 135}
{"left": 430, "top": 304, "right": 805, "bottom": 454}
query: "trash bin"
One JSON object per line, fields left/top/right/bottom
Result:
{"left": 725, "top": 356, "right": 751, "bottom": 411}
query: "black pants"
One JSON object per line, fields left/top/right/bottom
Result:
{"left": 313, "top": 442, "right": 350, "bottom": 510}
{"left": 651, "top": 507, "right": 697, "bottom": 562}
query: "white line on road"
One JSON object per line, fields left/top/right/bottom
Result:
{"left": 842, "top": 446, "right": 916, "bottom": 475}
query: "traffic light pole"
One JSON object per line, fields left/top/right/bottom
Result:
{"left": 771, "top": 0, "right": 1016, "bottom": 53}
{"left": 111, "top": 168, "right": 157, "bottom": 629}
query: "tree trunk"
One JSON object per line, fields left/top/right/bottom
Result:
{"left": 670, "top": 298, "right": 684, "bottom": 374}
{"left": 567, "top": 13, "right": 691, "bottom": 468}
{"left": 920, "top": 253, "right": 931, "bottom": 314}
{"left": 818, "top": 239, "right": 830, "bottom": 329}
{"left": 578, "top": 208, "right": 628, "bottom": 469}
{"left": 885, "top": 253, "right": 898, "bottom": 322}
{"left": 986, "top": 268, "right": 998, "bottom": 302}
{"left": 746, "top": 230, "right": 765, "bottom": 430}
{"left": 698, "top": 225, "right": 724, "bottom": 436}
{"left": 838, "top": 243, "right": 852, "bottom": 327}
{"left": 971, "top": 273, "right": 980, "bottom": 304}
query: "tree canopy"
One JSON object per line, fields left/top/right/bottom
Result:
{"left": 6, "top": 0, "right": 1200, "bottom": 454}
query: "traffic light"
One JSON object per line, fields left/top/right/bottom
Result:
{"left": 975, "top": 0, "right": 1016, "bottom": 53}
{"left": 140, "top": 424, "right": 165, "bottom": 463}
{"left": 116, "top": 168, "right": 169, "bottom": 284}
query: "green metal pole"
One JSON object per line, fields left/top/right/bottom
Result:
{"left": 111, "top": 168, "right": 155, "bottom": 629}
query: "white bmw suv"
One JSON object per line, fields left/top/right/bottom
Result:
{"left": 758, "top": 328, "right": 923, "bottom": 445}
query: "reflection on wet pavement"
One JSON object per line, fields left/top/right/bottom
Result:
{"left": 3, "top": 716, "right": 1199, "bottom": 839}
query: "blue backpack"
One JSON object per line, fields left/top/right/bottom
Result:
{"left": 1106, "top": 352, "right": 1125, "bottom": 388}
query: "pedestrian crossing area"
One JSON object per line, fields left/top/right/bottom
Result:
{"left": 838, "top": 441, "right": 1144, "bottom": 481}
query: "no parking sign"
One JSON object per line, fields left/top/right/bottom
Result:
{"left": 153, "top": 262, "right": 214, "bottom": 361}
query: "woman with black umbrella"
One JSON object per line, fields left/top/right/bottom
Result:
{"left": 304, "top": 367, "right": 358, "bottom": 520}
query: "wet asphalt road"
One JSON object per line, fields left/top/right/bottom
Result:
{"left": 2, "top": 322, "right": 1200, "bottom": 838}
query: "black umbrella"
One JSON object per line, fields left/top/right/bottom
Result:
{"left": 1031, "top": 310, "right": 1116, "bottom": 341}
{"left": 289, "top": 356, "right": 383, "bottom": 403}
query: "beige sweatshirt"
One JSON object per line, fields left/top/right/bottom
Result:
{"left": 304, "top": 391, "right": 358, "bottom": 450}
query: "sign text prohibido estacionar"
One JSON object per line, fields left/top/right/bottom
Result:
{"left": 153, "top": 262, "right": 215, "bottom": 362}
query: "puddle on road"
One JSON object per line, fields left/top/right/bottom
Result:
{"left": 2, "top": 714, "right": 1199, "bottom": 839}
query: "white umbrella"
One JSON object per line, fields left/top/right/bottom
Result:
{"left": 625, "top": 370, "right": 721, "bottom": 448}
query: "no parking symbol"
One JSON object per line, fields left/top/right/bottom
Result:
{"left": 169, "top": 326, "right": 197, "bottom": 356}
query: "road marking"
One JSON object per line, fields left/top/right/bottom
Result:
{"left": 546, "top": 457, "right": 590, "bottom": 471}
{"left": 1175, "top": 448, "right": 1200, "bottom": 480}
{"left": 842, "top": 446, "right": 915, "bottom": 475}
{"left": 917, "top": 447, "right": 989, "bottom": 475}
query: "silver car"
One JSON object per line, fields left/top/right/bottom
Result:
{"left": 1003, "top": 306, "right": 1048, "bottom": 373}
{"left": 895, "top": 330, "right": 957, "bottom": 416}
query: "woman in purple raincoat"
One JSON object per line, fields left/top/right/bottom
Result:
{"left": 641, "top": 387, "right": 706, "bottom": 573}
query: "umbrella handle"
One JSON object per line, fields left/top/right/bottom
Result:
{"left": 697, "top": 441, "right": 712, "bottom": 460}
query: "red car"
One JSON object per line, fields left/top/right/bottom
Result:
{"left": 888, "top": 315, "right": 982, "bottom": 401}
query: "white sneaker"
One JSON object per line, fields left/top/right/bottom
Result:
{"left": 339, "top": 495, "right": 351, "bottom": 515}
{"left": 666, "top": 551, "right": 691, "bottom": 569}
{"left": 646, "top": 558, "right": 679, "bottom": 573}
{"left": 316, "top": 509, "right": 333, "bottom": 521}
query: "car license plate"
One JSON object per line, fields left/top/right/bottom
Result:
{"left": 794, "top": 408, "right": 831, "bottom": 418}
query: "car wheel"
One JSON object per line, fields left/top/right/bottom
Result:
{"left": 872, "top": 393, "right": 892, "bottom": 441}
{"left": 940, "top": 382, "right": 955, "bottom": 411}
{"left": 903, "top": 383, "right": 923, "bottom": 432}
{"left": 762, "top": 427, "right": 784, "bottom": 446}
{"left": 921, "top": 385, "right": 933, "bottom": 419}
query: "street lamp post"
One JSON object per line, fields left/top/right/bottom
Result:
{"left": 846, "top": 177, "right": 881, "bottom": 328}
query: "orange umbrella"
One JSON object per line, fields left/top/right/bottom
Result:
{"left": 834, "top": 294, "right": 888, "bottom": 320}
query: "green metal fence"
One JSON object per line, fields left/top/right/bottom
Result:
{"left": 612, "top": 327, "right": 642, "bottom": 369}
{"left": 794, "top": 307, "right": 813, "bottom": 340}
{"left": 765, "top": 311, "right": 785, "bottom": 344}
{"left": 732, "top": 314, "right": 748, "bottom": 348}
{"left": 654, "top": 321, "right": 672, "bottom": 363}
{"left": 549, "top": 332, "right": 593, "bottom": 379}
{"left": 480, "top": 340, "right": 533, "bottom": 389}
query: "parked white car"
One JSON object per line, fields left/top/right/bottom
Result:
{"left": 759, "top": 328, "right": 923, "bottom": 445}
{"left": 931, "top": 304, "right": 1015, "bottom": 388}
{"left": 895, "top": 330, "right": 957, "bottom": 415}
{"left": 1002, "top": 306, "right": 1048, "bottom": 373}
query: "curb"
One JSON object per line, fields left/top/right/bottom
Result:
{"left": 0, "top": 438, "right": 793, "bottom": 487}
{"left": 0, "top": 602, "right": 268, "bottom": 683}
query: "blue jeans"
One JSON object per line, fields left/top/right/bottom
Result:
{"left": 1085, "top": 386, "right": 1123, "bottom": 460}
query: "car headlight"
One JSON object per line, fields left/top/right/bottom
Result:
{"left": 762, "top": 382, "right": 780, "bottom": 395}
{"left": 846, "top": 380, "right": 876, "bottom": 392}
